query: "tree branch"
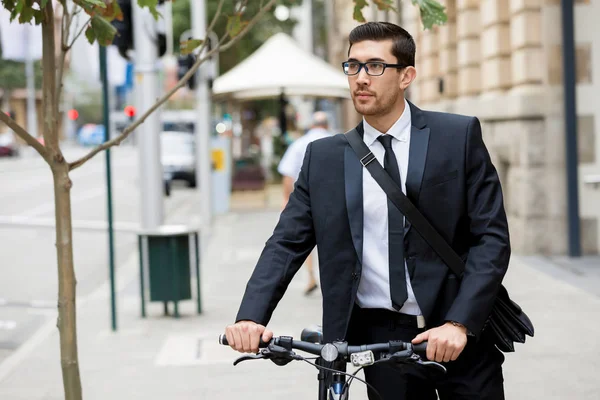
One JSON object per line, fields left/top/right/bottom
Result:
{"left": 219, "top": 0, "right": 277, "bottom": 53}
{"left": 191, "top": 0, "right": 225, "bottom": 59}
{"left": 41, "top": 0, "right": 60, "bottom": 154}
{"left": 68, "top": 0, "right": 278, "bottom": 171}
{"left": 0, "top": 111, "right": 49, "bottom": 162}
{"left": 68, "top": 17, "right": 91, "bottom": 49}
{"left": 56, "top": 1, "right": 76, "bottom": 108}
{"left": 208, "top": 0, "right": 226, "bottom": 35}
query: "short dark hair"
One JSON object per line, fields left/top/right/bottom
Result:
{"left": 348, "top": 22, "right": 416, "bottom": 67}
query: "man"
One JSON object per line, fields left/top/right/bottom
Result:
{"left": 225, "top": 22, "right": 509, "bottom": 400}
{"left": 277, "top": 111, "right": 332, "bottom": 295}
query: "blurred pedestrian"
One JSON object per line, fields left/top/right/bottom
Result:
{"left": 277, "top": 111, "right": 332, "bottom": 295}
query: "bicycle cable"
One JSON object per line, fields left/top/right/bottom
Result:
{"left": 299, "top": 358, "right": 384, "bottom": 400}
{"left": 342, "top": 366, "right": 365, "bottom": 394}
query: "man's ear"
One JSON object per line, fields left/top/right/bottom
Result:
{"left": 400, "top": 66, "right": 417, "bottom": 90}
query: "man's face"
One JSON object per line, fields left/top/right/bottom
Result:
{"left": 347, "top": 39, "right": 404, "bottom": 117}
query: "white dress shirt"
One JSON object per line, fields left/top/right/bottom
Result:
{"left": 356, "top": 99, "right": 423, "bottom": 316}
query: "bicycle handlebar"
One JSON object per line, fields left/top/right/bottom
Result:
{"left": 218, "top": 332, "right": 447, "bottom": 399}
{"left": 218, "top": 334, "right": 428, "bottom": 360}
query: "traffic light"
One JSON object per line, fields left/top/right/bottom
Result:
{"left": 177, "top": 54, "right": 197, "bottom": 90}
{"left": 111, "top": 0, "right": 167, "bottom": 60}
{"left": 124, "top": 105, "right": 137, "bottom": 120}
{"left": 111, "top": 0, "right": 133, "bottom": 59}
{"left": 67, "top": 109, "right": 79, "bottom": 121}
{"left": 176, "top": 33, "right": 218, "bottom": 91}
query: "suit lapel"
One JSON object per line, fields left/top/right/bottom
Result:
{"left": 405, "top": 102, "right": 430, "bottom": 233}
{"left": 406, "top": 125, "right": 430, "bottom": 204}
{"left": 344, "top": 124, "right": 364, "bottom": 264}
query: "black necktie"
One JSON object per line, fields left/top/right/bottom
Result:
{"left": 377, "top": 134, "right": 408, "bottom": 310}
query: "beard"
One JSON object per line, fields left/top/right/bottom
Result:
{"left": 352, "top": 90, "right": 399, "bottom": 116}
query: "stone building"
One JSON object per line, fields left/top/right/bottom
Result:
{"left": 327, "top": 0, "right": 599, "bottom": 255}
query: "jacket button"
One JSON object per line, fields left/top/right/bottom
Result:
{"left": 351, "top": 272, "right": 359, "bottom": 280}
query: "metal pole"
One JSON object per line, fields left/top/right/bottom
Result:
{"left": 164, "top": 0, "right": 174, "bottom": 56}
{"left": 302, "top": 0, "right": 314, "bottom": 53}
{"left": 133, "top": 2, "right": 164, "bottom": 230}
{"left": 560, "top": 0, "right": 581, "bottom": 257}
{"left": 194, "top": 232, "right": 202, "bottom": 314}
{"left": 191, "top": 0, "right": 213, "bottom": 231}
{"left": 99, "top": 46, "right": 117, "bottom": 331}
{"left": 24, "top": 26, "right": 38, "bottom": 138}
{"left": 325, "top": 0, "right": 336, "bottom": 64}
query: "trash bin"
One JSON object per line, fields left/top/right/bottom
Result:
{"left": 138, "top": 225, "right": 201, "bottom": 318}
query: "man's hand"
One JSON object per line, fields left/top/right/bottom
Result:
{"left": 225, "top": 320, "right": 274, "bottom": 354}
{"left": 411, "top": 322, "right": 468, "bottom": 362}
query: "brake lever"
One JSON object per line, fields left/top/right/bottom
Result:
{"left": 232, "top": 344, "right": 302, "bottom": 367}
{"left": 233, "top": 353, "right": 267, "bottom": 366}
{"left": 380, "top": 350, "right": 447, "bottom": 374}
{"left": 417, "top": 360, "right": 447, "bottom": 374}
{"left": 380, "top": 349, "right": 415, "bottom": 364}
{"left": 264, "top": 344, "right": 299, "bottom": 366}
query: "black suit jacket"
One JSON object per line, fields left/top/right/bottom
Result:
{"left": 236, "top": 101, "right": 510, "bottom": 343}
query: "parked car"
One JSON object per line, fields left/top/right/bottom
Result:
{"left": 0, "top": 131, "right": 19, "bottom": 157}
{"left": 161, "top": 131, "right": 196, "bottom": 192}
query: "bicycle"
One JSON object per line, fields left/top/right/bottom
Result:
{"left": 218, "top": 325, "right": 447, "bottom": 400}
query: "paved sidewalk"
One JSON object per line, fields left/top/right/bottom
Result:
{"left": 1, "top": 207, "right": 600, "bottom": 399}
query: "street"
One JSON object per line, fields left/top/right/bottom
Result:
{"left": 0, "top": 144, "right": 200, "bottom": 365}
{"left": 1, "top": 145, "right": 600, "bottom": 399}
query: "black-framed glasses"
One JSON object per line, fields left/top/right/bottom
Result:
{"left": 342, "top": 61, "right": 406, "bottom": 76}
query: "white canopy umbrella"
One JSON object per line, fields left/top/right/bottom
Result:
{"left": 212, "top": 32, "right": 350, "bottom": 100}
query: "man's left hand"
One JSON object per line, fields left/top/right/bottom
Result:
{"left": 411, "top": 322, "right": 468, "bottom": 362}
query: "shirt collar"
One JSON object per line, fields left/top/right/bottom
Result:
{"left": 363, "top": 98, "right": 411, "bottom": 146}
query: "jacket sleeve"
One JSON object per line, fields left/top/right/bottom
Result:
{"left": 444, "top": 117, "right": 511, "bottom": 336}
{"left": 235, "top": 142, "right": 316, "bottom": 325}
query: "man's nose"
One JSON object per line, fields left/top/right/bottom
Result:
{"left": 356, "top": 66, "right": 371, "bottom": 85}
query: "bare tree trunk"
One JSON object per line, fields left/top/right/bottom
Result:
{"left": 41, "top": 2, "right": 83, "bottom": 400}
{"left": 53, "top": 163, "right": 82, "bottom": 400}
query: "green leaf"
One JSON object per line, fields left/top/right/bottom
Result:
{"left": 352, "top": 0, "right": 368, "bottom": 23}
{"left": 351, "top": 0, "right": 446, "bottom": 29}
{"left": 138, "top": 0, "right": 160, "bottom": 19}
{"left": 180, "top": 39, "right": 204, "bottom": 55}
{"left": 106, "top": 1, "right": 123, "bottom": 21}
{"left": 32, "top": 9, "right": 43, "bottom": 24}
{"left": 11, "top": 0, "right": 23, "bottom": 21}
{"left": 18, "top": 5, "right": 35, "bottom": 24}
{"left": 95, "top": 0, "right": 123, "bottom": 20}
{"left": 90, "top": 15, "right": 117, "bottom": 46}
{"left": 85, "top": 25, "right": 96, "bottom": 45}
{"left": 412, "top": 0, "right": 447, "bottom": 30}
{"left": 226, "top": 14, "right": 248, "bottom": 37}
{"left": 372, "top": 0, "right": 396, "bottom": 12}
{"left": 75, "top": 0, "right": 124, "bottom": 22}
{"left": 40, "top": 0, "right": 48, "bottom": 8}
{"left": 81, "top": 0, "right": 107, "bottom": 8}
{"left": 1, "top": 0, "right": 17, "bottom": 14}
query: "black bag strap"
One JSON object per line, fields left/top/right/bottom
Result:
{"left": 345, "top": 128, "right": 466, "bottom": 278}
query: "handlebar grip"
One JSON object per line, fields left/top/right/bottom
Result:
{"left": 219, "top": 334, "right": 229, "bottom": 346}
{"left": 218, "top": 334, "right": 271, "bottom": 348}
{"left": 411, "top": 342, "right": 428, "bottom": 358}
